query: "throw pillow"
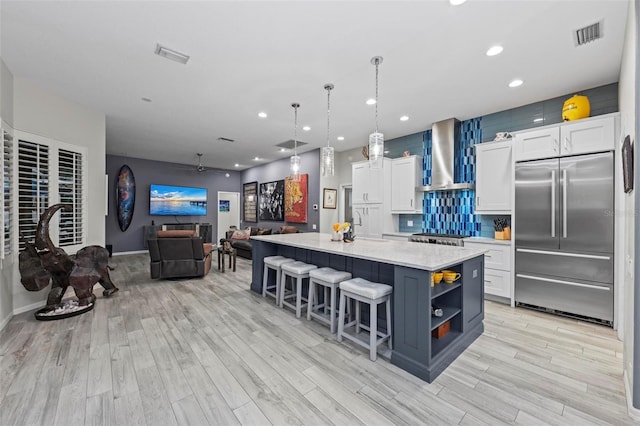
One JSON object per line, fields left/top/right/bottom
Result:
{"left": 280, "top": 226, "right": 298, "bottom": 234}
{"left": 257, "top": 228, "right": 272, "bottom": 235}
{"left": 231, "top": 228, "right": 251, "bottom": 240}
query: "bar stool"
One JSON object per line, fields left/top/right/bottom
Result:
{"left": 337, "top": 277, "right": 392, "bottom": 361}
{"left": 307, "top": 267, "right": 352, "bottom": 333}
{"left": 262, "top": 256, "right": 295, "bottom": 303}
{"left": 280, "top": 261, "right": 317, "bottom": 318}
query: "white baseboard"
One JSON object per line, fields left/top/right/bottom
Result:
{"left": 113, "top": 250, "right": 148, "bottom": 256}
{"left": 624, "top": 370, "right": 640, "bottom": 420}
{"left": 0, "top": 313, "right": 13, "bottom": 332}
{"left": 13, "top": 300, "right": 45, "bottom": 316}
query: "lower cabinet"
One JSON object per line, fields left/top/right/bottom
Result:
{"left": 463, "top": 239, "right": 512, "bottom": 299}
{"left": 391, "top": 255, "right": 484, "bottom": 382}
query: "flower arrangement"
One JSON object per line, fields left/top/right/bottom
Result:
{"left": 333, "top": 222, "right": 350, "bottom": 233}
{"left": 331, "top": 222, "right": 350, "bottom": 241}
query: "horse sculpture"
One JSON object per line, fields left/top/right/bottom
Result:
{"left": 19, "top": 204, "right": 119, "bottom": 310}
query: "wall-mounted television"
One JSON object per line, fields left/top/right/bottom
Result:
{"left": 150, "top": 184, "right": 208, "bottom": 216}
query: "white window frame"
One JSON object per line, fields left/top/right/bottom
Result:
{"left": 1, "top": 120, "right": 14, "bottom": 261}
{"left": 14, "top": 131, "right": 88, "bottom": 254}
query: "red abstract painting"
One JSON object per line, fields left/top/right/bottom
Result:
{"left": 285, "top": 174, "right": 308, "bottom": 223}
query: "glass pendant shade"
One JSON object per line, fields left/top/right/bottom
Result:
{"left": 321, "top": 146, "right": 334, "bottom": 176}
{"left": 290, "top": 154, "right": 300, "bottom": 182}
{"left": 369, "top": 131, "right": 384, "bottom": 168}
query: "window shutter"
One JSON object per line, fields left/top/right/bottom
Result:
{"left": 58, "top": 149, "right": 83, "bottom": 246}
{"left": 2, "top": 127, "right": 13, "bottom": 257}
{"left": 18, "top": 140, "right": 49, "bottom": 251}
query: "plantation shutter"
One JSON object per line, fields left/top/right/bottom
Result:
{"left": 58, "top": 149, "right": 84, "bottom": 246}
{"left": 18, "top": 140, "right": 49, "bottom": 251}
{"left": 2, "top": 127, "right": 13, "bottom": 257}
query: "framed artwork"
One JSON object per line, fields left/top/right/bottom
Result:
{"left": 285, "top": 174, "right": 308, "bottom": 223}
{"left": 242, "top": 181, "right": 258, "bottom": 222}
{"left": 323, "top": 188, "right": 337, "bottom": 209}
{"left": 219, "top": 200, "right": 230, "bottom": 212}
{"left": 622, "top": 135, "right": 634, "bottom": 193}
{"left": 259, "top": 180, "right": 285, "bottom": 221}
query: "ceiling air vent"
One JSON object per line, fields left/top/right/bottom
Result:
{"left": 276, "top": 139, "right": 308, "bottom": 150}
{"left": 217, "top": 137, "right": 235, "bottom": 143}
{"left": 574, "top": 21, "right": 602, "bottom": 46}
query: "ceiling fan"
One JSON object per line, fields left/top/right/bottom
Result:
{"left": 191, "top": 153, "right": 230, "bottom": 177}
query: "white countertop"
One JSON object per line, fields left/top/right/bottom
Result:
{"left": 252, "top": 232, "right": 487, "bottom": 271}
{"left": 464, "top": 236, "right": 512, "bottom": 246}
{"left": 382, "top": 232, "right": 413, "bottom": 237}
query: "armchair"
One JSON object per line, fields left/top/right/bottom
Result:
{"left": 148, "top": 230, "right": 214, "bottom": 279}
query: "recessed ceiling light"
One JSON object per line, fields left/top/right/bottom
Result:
{"left": 400, "top": 116, "right": 409, "bottom": 121}
{"left": 302, "top": 126, "right": 311, "bottom": 131}
{"left": 450, "top": 0, "right": 467, "bottom": 5}
{"left": 337, "top": 136, "right": 345, "bottom": 141}
{"left": 509, "top": 79, "right": 524, "bottom": 88}
{"left": 280, "top": 148, "right": 287, "bottom": 152}
{"left": 258, "top": 112, "right": 267, "bottom": 118}
{"left": 486, "top": 45, "right": 504, "bottom": 56}
{"left": 234, "top": 163, "right": 240, "bottom": 167}
{"left": 254, "top": 157, "right": 260, "bottom": 161}
{"left": 534, "top": 118, "right": 544, "bottom": 123}
{"left": 383, "top": 150, "right": 390, "bottom": 154}
{"left": 366, "top": 99, "right": 376, "bottom": 105}
{"left": 225, "top": 173, "right": 230, "bottom": 178}
{"left": 141, "top": 97, "right": 152, "bottom": 102}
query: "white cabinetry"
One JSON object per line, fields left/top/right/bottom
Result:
{"left": 353, "top": 160, "right": 385, "bottom": 204}
{"left": 391, "top": 156, "right": 423, "bottom": 213}
{"left": 463, "top": 239, "right": 512, "bottom": 299}
{"left": 514, "top": 114, "right": 615, "bottom": 162}
{"left": 475, "top": 141, "right": 512, "bottom": 213}
{"left": 352, "top": 158, "right": 393, "bottom": 239}
{"left": 353, "top": 205, "right": 384, "bottom": 239}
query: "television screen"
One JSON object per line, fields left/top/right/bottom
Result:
{"left": 150, "top": 184, "right": 208, "bottom": 216}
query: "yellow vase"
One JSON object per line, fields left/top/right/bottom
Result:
{"left": 562, "top": 94, "right": 590, "bottom": 121}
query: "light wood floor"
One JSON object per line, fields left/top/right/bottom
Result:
{"left": 1, "top": 253, "right": 634, "bottom": 425}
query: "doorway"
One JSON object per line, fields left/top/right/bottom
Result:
{"left": 340, "top": 185, "right": 353, "bottom": 225}
{"left": 217, "top": 191, "right": 240, "bottom": 243}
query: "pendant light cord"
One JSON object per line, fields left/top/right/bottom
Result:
{"left": 293, "top": 104, "right": 298, "bottom": 156}
{"left": 326, "top": 85, "right": 332, "bottom": 148}
{"left": 374, "top": 59, "right": 379, "bottom": 134}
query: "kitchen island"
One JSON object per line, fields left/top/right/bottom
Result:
{"left": 251, "top": 232, "right": 486, "bottom": 382}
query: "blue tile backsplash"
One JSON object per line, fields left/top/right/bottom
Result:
{"left": 388, "top": 83, "right": 617, "bottom": 237}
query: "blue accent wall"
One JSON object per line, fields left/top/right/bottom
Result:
{"left": 387, "top": 83, "right": 618, "bottom": 237}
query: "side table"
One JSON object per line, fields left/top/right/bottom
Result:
{"left": 218, "top": 246, "right": 237, "bottom": 273}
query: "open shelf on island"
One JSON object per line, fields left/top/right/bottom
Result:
{"left": 430, "top": 307, "right": 461, "bottom": 331}
{"left": 431, "top": 330, "right": 463, "bottom": 359}
{"left": 431, "top": 281, "right": 462, "bottom": 299}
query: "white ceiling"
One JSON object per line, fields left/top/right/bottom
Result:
{"left": 1, "top": 1, "right": 630, "bottom": 171}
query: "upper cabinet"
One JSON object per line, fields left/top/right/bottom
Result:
{"left": 514, "top": 114, "right": 616, "bottom": 162}
{"left": 475, "top": 141, "right": 512, "bottom": 213}
{"left": 391, "top": 156, "right": 423, "bottom": 213}
{"left": 352, "top": 159, "right": 389, "bottom": 204}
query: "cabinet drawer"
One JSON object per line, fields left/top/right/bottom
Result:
{"left": 485, "top": 268, "right": 511, "bottom": 299}
{"left": 463, "top": 242, "right": 511, "bottom": 271}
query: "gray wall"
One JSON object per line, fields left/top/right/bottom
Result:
{"left": 106, "top": 155, "right": 242, "bottom": 253}
{"left": 634, "top": 0, "right": 639, "bottom": 410}
{"left": 241, "top": 149, "right": 320, "bottom": 233}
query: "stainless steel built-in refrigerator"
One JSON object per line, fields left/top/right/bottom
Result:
{"left": 515, "top": 151, "right": 614, "bottom": 324}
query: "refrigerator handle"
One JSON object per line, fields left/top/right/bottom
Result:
{"left": 551, "top": 170, "right": 556, "bottom": 237}
{"left": 562, "top": 169, "right": 567, "bottom": 238}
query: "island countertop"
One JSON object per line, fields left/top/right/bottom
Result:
{"left": 251, "top": 232, "right": 486, "bottom": 271}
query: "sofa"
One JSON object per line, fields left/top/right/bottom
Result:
{"left": 222, "top": 226, "right": 299, "bottom": 259}
{"left": 148, "top": 230, "right": 214, "bottom": 279}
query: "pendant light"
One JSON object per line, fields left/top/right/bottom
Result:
{"left": 290, "top": 102, "right": 301, "bottom": 182}
{"left": 321, "top": 83, "right": 335, "bottom": 176}
{"left": 368, "top": 56, "right": 384, "bottom": 169}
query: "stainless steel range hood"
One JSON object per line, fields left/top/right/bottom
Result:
{"left": 419, "top": 118, "right": 474, "bottom": 192}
